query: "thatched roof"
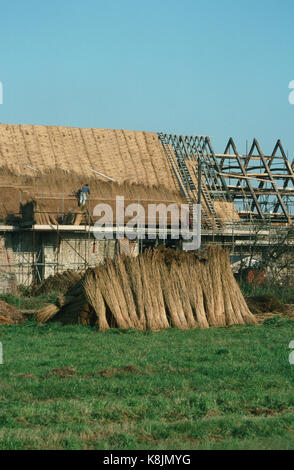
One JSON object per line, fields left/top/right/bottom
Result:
{"left": 0, "top": 167, "right": 185, "bottom": 225}
{"left": 0, "top": 123, "right": 177, "bottom": 190}
{"left": 0, "top": 123, "right": 239, "bottom": 227}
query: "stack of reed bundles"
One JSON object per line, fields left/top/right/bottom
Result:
{"left": 36, "top": 246, "right": 256, "bottom": 330}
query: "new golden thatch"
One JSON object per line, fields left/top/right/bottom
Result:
{"left": 0, "top": 124, "right": 238, "bottom": 228}
{"left": 37, "top": 246, "right": 257, "bottom": 330}
{"left": 0, "top": 125, "right": 177, "bottom": 189}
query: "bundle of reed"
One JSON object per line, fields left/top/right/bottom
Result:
{"left": 0, "top": 315, "right": 14, "bottom": 325}
{"left": 56, "top": 294, "right": 77, "bottom": 308}
{"left": 54, "top": 298, "right": 89, "bottom": 325}
{"left": 36, "top": 275, "right": 95, "bottom": 326}
{"left": 37, "top": 246, "right": 257, "bottom": 330}
{"left": 81, "top": 246, "right": 256, "bottom": 330}
{"left": 36, "top": 304, "right": 59, "bottom": 323}
{"left": 31, "top": 269, "right": 83, "bottom": 296}
{"left": 0, "top": 300, "right": 25, "bottom": 324}
{"left": 123, "top": 256, "right": 146, "bottom": 329}
{"left": 83, "top": 270, "right": 109, "bottom": 331}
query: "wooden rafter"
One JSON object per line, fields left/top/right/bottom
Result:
{"left": 252, "top": 139, "right": 291, "bottom": 224}
{"left": 217, "top": 138, "right": 294, "bottom": 224}
{"left": 222, "top": 138, "right": 265, "bottom": 220}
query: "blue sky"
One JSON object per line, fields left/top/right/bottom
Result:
{"left": 0, "top": 0, "right": 293, "bottom": 155}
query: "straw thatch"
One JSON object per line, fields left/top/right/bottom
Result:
{"left": 0, "top": 165, "right": 185, "bottom": 225}
{"left": 214, "top": 201, "right": 240, "bottom": 224}
{"left": 0, "top": 124, "right": 177, "bottom": 190}
{"left": 37, "top": 246, "right": 257, "bottom": 330}
{"left": 0, "top": 124, "right": 237, "bottom": 227}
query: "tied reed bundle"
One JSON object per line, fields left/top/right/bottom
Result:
{"left": 37, "top": 304, "right": 59, "bottom": 323}
{"left": 83, "top": 270, "right": 109, "bottom": 331}
{"left": 37, "top": 246, "right": 257, "bottom": 330}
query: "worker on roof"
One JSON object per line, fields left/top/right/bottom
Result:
{"left": 79, "top": 184, "right": 90, "bottom": 206}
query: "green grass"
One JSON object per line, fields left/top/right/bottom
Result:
{"left": 1, "top": 319, "right": 294, "bottom": 450}
{"left": 240, "top": 282, "right": 294, "bottom": 304}
{"left": 0, "top": 292, "right": 61, "bottom": 310}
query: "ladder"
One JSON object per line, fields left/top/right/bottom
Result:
{"left": 201, "top": 184, "right": 220, "bottom": 229}
{"left": 174, "top": 146, "right": 196, "bottom": 190}
{"left": 158, "top": 133, "right": 220, "bottom": 230}
{"left": 158, "top": 134, "right": 195, "bottom": 225}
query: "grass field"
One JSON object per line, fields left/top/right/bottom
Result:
{"left": 240, "top": 282, "right": 294, "bottom": 304}
{"left": 1, "top": 318, "right": 294, "bottom": 450}
{"left": 0, "top": 292, "right": 61, "bottom": 311}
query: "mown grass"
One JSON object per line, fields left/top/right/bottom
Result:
{"left": 1, "top": 318, "right": 294, "bottom": 450}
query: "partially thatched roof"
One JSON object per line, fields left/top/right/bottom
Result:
{"left": 0, "top": 124, "right": 177, "bottom": 189}
{"left": 0, "top": 167, "right": 185, "bottom": 225}
{"left": 0, "top": 123, "right": 238, "bottom": 227}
